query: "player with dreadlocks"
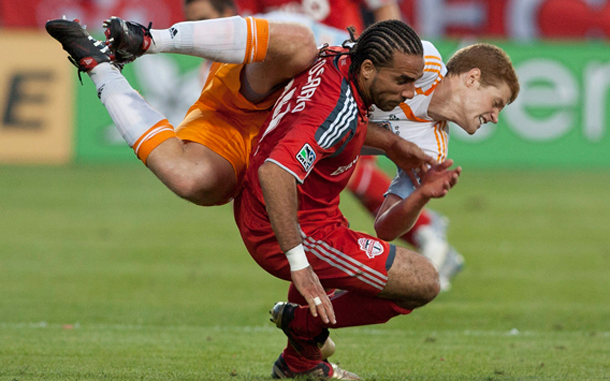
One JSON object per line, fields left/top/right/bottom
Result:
{"left": 46, "top": 13, "right": 460, "bottom": 379}
{"left": 45, "top": 13, "right": 435, "bottom": 207}
{"left": 234, "top": 20, "right": 460, "bottom": 379}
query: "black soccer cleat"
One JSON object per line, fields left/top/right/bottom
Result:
{"left": 271, "top": 354, "right": 360, "bottom": 380}
{"left": 46, "top": 18, "right": 111, "bottom": 74}
{"left": 103, "top": 16, "right": 153, "bottom": 64}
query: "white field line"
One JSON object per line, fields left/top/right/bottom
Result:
{"left": 0, "top": 322, "right": 609, "bottom": 338}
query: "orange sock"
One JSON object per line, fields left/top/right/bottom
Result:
{"left": 243, "top": 17, "right": 269, "bottom": 64}
{"left": 132, "top": 119, "right": 177, "bottom": 164}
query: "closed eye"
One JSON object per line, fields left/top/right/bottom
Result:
{"left": 396, "top": 75, "right": 416, "bottom": 85}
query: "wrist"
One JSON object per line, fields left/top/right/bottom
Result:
{"left": 285, "top": 244, "right": 309, "bottom": 271}
{"left": 411, "top": 187, "right": 432, "bottom": 205}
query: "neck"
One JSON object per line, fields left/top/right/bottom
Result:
{"left": 354, "top": 74, "right": 372, "bottom": 108}
{"left": 427, "top": 76, "right": 461, "bottom": 123}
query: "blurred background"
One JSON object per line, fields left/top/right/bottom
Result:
{"left": 1, "top": 1, "right": 609, "bottom": 379}
{"left": 1, "top": 0, "right": 609, "bottom": 167}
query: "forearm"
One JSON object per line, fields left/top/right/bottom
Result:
{"left": 364, "top": 122, "right": 395, "bottom": 153}
{"left": 375, "top": 190, "right": 430, "bottom": 241}
{"left": 258, "top": 161, "right": 303, "bottom": 252}
{"left": 373, "top": 3, "right": 403, "bottom": 22}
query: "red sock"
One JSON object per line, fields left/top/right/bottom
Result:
{"left": 290, "top": 291, "right": 411, "bottom": 337}
{"left": 347, "top": 156, "right": 391, "bottom": 216}
{"left": 288, "top": 282, "right": 307, "bottom": 305}
{"left": 281, "top": 341, "right": 322, "bottom": 373}
{"left": 288, "top": 283, "right": 338, "bottom": 306}
{"left": 400, "top": 209, "right": 432, "bottom": 248}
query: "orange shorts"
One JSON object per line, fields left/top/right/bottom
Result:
{"left": 176, "top": 62, "right": 281, "bottom": 203}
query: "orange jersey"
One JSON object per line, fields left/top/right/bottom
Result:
{"left": 176, "top": 62, "right": 282, "bottom": 202}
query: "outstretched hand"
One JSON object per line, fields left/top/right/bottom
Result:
{"left": 418, "top": 159, "right": 461, "bottom": 198}
{"left": 291, "top": 266, "right": 336, "bottom": 325}
{"left": 384, "top": 137, "right": 436, "bottom": 186}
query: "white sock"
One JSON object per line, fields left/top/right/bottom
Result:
{"left": 147, "top": 16, "right": 251, "bottom": 63}
{"left": 88, "top": 63, "right": 165, "bottom": 147}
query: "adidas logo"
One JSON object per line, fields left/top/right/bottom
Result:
{"left": 169, "top": 27, "right": 178, "bottom": 39}
{"left": 81, "top": 58, "right": 94, "bottom": 66}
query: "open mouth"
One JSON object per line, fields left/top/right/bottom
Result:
{"left": 478, "top": 116, "right": 486, "bottom": 126}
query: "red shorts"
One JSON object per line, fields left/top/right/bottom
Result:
{"left": 234, "top": 191, "right": 396, "bottom": 296}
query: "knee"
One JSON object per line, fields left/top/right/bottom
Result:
{"left": 399, "top": 264, "right": 440, "bottom": 309}
{"left": 382, "top": 250, "right": 441, "bottom": 310}
{"left": 169, "top": 170, "right": 233, "bottom": 206}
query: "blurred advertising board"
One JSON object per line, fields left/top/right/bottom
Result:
{"left": 74, "top": 41, "right": 610, "bottom": 168}
{"left": 3, "top": 0, "right": 610, "bottom": 40}
{"left": 401, "top": 0, "right": 610, "bottom": 40}
{"left": 438, "top": 40, "right": 610, "bottom": 168}
{"left": 0, "top": 31, "right": 73, "bottom": 164}
{"left": 0, "top": 0, "right": 184, "bottom": 33}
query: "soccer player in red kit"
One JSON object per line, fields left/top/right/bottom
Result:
{"left": 233, "top": 0, "right": 465, "bottom": 290}
{"left": 234, "top": 0, "right": 401, "bottom": 33}
{"left": 234, "top": 20, "right": 460, "bottom": 379}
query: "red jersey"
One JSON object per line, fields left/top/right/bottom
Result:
{"left": 235, "top": 0, "right": 395, "bottom": 31}
{"left": 237, "top": 53, "right": 369, "bottom": 235}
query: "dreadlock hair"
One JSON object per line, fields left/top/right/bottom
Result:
{"left": 321, "top": 20, "right": 423, "bottom": 81}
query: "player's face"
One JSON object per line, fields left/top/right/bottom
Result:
{"left": 460, "top": 80, "right": 512, "bottom": 134}
{"left": 184, "top": 0, "right": 234, "bottom": 21}
{"left": 365, "top": 52, "right": 424, "bottom": 112}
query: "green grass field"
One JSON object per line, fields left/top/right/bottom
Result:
{"left": 1, "top": 165, "right": 609, "bottom": 380}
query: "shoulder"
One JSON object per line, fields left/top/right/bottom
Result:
{"left": 413, "top": 41, "right": 447, "bottom": 95}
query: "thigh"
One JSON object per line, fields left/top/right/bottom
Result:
{"left": 302, "top": 225, "right": 397, "bottom": 296}
{"left": 177, "top": 106, "right": 252, "bottom": 189}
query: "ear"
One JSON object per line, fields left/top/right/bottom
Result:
{"left": 465, "top": 68, "right": 481, "bottom": 87}
{"left": 360, "top": 59, "right": 377, "bottom": 80}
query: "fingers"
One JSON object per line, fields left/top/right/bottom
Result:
{"left": 406, "top": 169, "right": 420, "bottom": 187}
{"left": 307, "top": 291, "right": 336, "bottom": 325}
{"left": 292, "top": 268, "right": 336, "bottom": 325}
{"left": 438, "top": 159, "right": 453, "bottom": 170}
{"left": 422, "top": 154, "right": 436, "bottom": 166}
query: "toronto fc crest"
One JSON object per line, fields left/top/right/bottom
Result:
{"left": 358, "top": 238, "right": 384, "bottom": 259}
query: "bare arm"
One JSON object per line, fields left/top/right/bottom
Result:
{"left": 365, "top": 122, "right": 436, "bottom": 183}
{"left": 373, "top": 3, "right": 403, "bottom": 21}
{"left": 375, "top": 160, "right": 461, "bottom": 241}
{"left": 259, "top": 161, "right": 302, "bottom": 251}
{"left": 258, "top": 161, "right": 336, "bottom": 324}
{"left": 243, "top": 22, "right": 318, "bottom": 102}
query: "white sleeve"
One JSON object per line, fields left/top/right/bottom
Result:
{"left": 414, "top": 41, "right": 447, "bottom": 94}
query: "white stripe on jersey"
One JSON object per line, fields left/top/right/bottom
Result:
{"left": 317, "top": 87, "right": 358, "bottom": 149}
{"left": 303, "top": 235, "right": 388, "bottom": 291}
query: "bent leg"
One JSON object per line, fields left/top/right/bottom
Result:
{"left": 378, "top": 246, "right": 441, "bottom": 309}
{"left": 241, "top": 21, "right": 318, "bottom": 102}
{"left": 146, "top": 140, "right": 236, "bottom": 206}
{"left": 89, "top": 63, "right": 238, "bottom": 206}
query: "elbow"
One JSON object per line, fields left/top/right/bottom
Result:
{"left": 374, "top": 219, "right": 398, "bottom": 242}
{"left": 258, "top": 161, "right": 273, "bottom": 182}
{"left": 171, "top": 176, "right": 209, "bottom": 205}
